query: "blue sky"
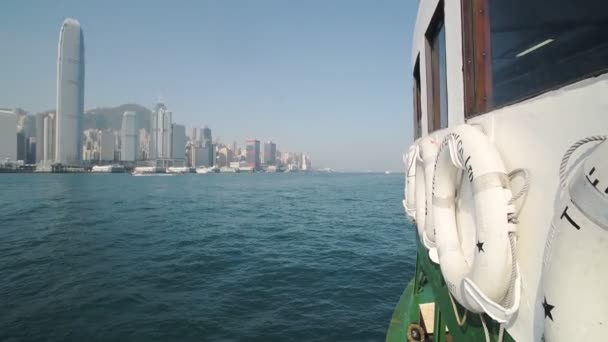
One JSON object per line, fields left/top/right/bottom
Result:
{"left": 0, "top": 0, "right": 417, "bottom": 171}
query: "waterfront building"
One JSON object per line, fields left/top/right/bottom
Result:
{"left": 55, "top": 18, "right": 85, "bottom": 166}
{"left": 120, "top": 111, "right": 137, "bottom": 162}
{"left": 246, "top": 139, "right": 261, "bottom": 170}
{"left": 202, "top": 126, "right": 212, "bottom": 147}
{"left": 99, "top": 129, "right": 115, "bottom": 162}
{"left": 190, "top": 127, "right": 198, "bottom": 143}
{"left": 171, "top": 123, "right": 186, "bottom": 161}
{"left": 82, "top": 129, "right": 97, "bottom": 161}
{"left": 16, "top": 110, "right": 34, "bottom": 162}
{"left": 150, "top": 103, "right": 172, "bottom": 159}
{"left": 0, "top": 108, "right": 17, "bottom": 161}
{"left": 42, "top": 113, "right": 56, "bottom": 163}
{"left": 138, "top": 128, "right": 150, "bottom": 160}
{"left": 263, "top": 141, "right": 276, "bottom": 166}
{"left": 35, "top": 113, "right": 45, "bottom": 164}
{"left": 302, "top": 154, "right": 312, "bottom": 171}
{"left": 26, "top": 137, "right": 37, "bottom": 164}
{"left": 217, "top": 146, "right": 233, "bottom": 168}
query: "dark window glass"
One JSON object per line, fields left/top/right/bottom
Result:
{"left": 426, "top": 3, "right": 449, "bottom": 132}
{"left": 489, "top": 0, "right": 608, "bottom": 108}
{"left": 413, "top": 58, "right": 422, "bottom": 139}
{"left": 437, "top": 24, "right": 449, "bottom": 128}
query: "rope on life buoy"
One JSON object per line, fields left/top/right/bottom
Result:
{"left": 559, "top": 135, "right": 607, "bottom": 189}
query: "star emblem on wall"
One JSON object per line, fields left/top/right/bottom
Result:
{"left": 542, "top": 297, "right": 554, "bottom": 321}
{"left": 476, "top": 240, "right": 484, "bottom": 252}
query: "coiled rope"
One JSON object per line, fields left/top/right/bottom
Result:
{"left": 559, "top": 136, "right": 607, "bottom": 189}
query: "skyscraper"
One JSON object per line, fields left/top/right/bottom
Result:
{"left": 302, "top": 154, "right": 312, "bottom": 171}
{"left": 55, "top": 18, "right": 85, "bottom": 166}
{"left": 35, "top": 113, "right": 45, "bottom": 164}
{"left": 0, "top": 109, "right": 17, "bottom": 161}
{"left": 150, "top": 103, "right": 172, "bottom": 160}
{"left": 246, "top": 139, "right": 261, "bottom": 170}
{"left": 43, "top": 113, "right": 56, "bottom": 163}
{"left": 171, "top": 123, "right": 186, "bottom": 161}
{"left": 263, "top": 141, "right": 276, "bottom": 166}
{"left": 99, "top": 129, "right": 115, "bottom": 162}
{"left": 202, "top": 126, "right": 212, "bottom": 147}
{"left": 120, "top": 111, "right": 137, "bottom": 162}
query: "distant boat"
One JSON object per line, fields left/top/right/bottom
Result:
{"left": 195, "top": 167, "right": 209, "bottom": 174}
{"left": 91, "top": 164, "right": 126, "bottom": 173}
{"left": 385, "top": 171, "right": 391, "bottom": 175}
{"left": 131, "top": 166, "right": 167, "bottom": 176}
{"left": 219, "top": 167, "right": 239, "bottom": 173}
{"left": 167, "top": 166, "right": 190, "bottom": 174}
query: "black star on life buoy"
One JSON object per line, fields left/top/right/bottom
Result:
{"left": 542, "top": 297, "right": 554, "bottom": 321}
{"left": 476, "top": 240, "right": 484, "bottom": 252}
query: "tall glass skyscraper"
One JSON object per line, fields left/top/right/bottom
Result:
{"left": 121, "top": 111, "right": 137, "bottom": 162}
{"left": 55, "top": 18, "right": 85, "bottom": 165}
{"left": 246, "top": 139, "right": 261, "bottom": 170}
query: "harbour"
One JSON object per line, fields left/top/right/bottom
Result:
{"left": 0, "top": 172, "right": 411, "bottom": 341}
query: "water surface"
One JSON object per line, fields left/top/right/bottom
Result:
{"left": 0, "top": 173, "right": 415, "bottom": 341}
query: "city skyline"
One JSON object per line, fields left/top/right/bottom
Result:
{"left": 0, "top": 0, "right": 418, "bottom": 171}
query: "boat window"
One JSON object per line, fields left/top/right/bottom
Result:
{"left": 413, "top": 57, "right": 422, "bottom": 139}
{"left": 426, "top": 2, "right": 449, "bottom": 131}
{"left": 463, "top": 0, "right": 608, "bottom": 116}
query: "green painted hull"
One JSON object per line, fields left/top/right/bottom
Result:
{"left": 386, "top": 232, "right": 515, "bottom": 342}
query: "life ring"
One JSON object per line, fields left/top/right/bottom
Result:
{"left": 415, "top": 137, "right": 439, "bottom": 263}
{"left": 403, "top": 144, "right": 418, "bottom": 221}
{"left": 542, "top": 137, "right": 608, "bottom": 341}
{"left": 432, "top": 124, "right": 520, "bottom": 322}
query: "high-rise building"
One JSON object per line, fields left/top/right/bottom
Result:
{"left": 17, "top": 130, "right": 26, "bottom": 162}
{"left": 246, "top": 139, "right": 261, "bottom": 170}
{"left": 190, "top": 127, "right": 198, "bottom": 143}
{"left": 82, "top": 129, "right": 97, "bottom": 162}
{"left": 171, "top": 123, "right": 186, "bottom": 161}
{"left": 138, "top": 128, "right": 150, "bottom": 160}
{"left": 202, "top": 126, "right": 212, "bottom": 147}
{"left": 120, "top": 111, "right": 137, "bottom": 162}
{"left": 302, "top": 154, "right": 312, "bottom": 171}
{"left": 217, "top": 147, "right": 234, "bottom": 168}
{"left": 150, "top": 103, "right": 172, "bottom": 159}
{"left": 0, "top": 108, "right": 17, "bottom": 161}
{"left": 16, "top": 109, "right": 33, "bottom": 162}
{"left": 263, "top": 141, "right": 276, "bottom": 166}
{"left": 99, "top": 129, "right": 115, "bottom": 162}
{"left": 26, "top": 137, "right": 37, "bottom": 164}
{"left": 55, "top": 18, "right": 85, "bottom": 166}
{"left": 43, "top": 113, "right": 56, "bottom": 163}
{"left": 150, "top": 103, "right": 173, "bottom": 159}
{"left": 35, "top": 113, "right": 45, "bottom": 164}
{"left": 232, "top": 141, "right": 238, "bottom": 160}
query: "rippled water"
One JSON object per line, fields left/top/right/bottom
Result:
{"left": 0, "top": 173, "right": 415, "bottom": 341}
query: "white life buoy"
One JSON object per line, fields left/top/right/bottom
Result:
{"left": 432, "top": 124, "right": 520, "bottom": 323}
{"left": 415, "top": 137, "right": 439, "bottom": 263}
{"left": 542, "top": 138, "right": 608, "bottom": 341}
{"left": 402, "top": 144, "right": 418, "bottom": 221}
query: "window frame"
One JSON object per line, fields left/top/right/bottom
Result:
{"left": 462, "top": 0, "right": 492, "bottom": 118}
{"left": 413, "top": 56, "right": 422, "bottom": 139}
{"left": 425, "top": 1, "right": 449, "bottom": 132}
{"left": 461, "top": 0, "right": 608, "bottom": 118}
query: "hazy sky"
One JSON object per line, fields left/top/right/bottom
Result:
{"left": 0, "top": 0, "right": 418, "bottom": 171}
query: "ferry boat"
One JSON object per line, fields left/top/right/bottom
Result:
{"left": 219, "top": 167, "right": 240, "bottom": 173}
{"left": 166, "top": 166, "right": 190, "bottom": 174}
{"left": 388, "top": 1, "right": 607, "bottom": 342}
{"left": 131, "top": 166, "right": 168, "bottom": 176}
{"left": 195, "top": 166, "right": 220, "bottom": 174}
{"left": 91, "top": 164, "right": 126, "bottom": 173}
